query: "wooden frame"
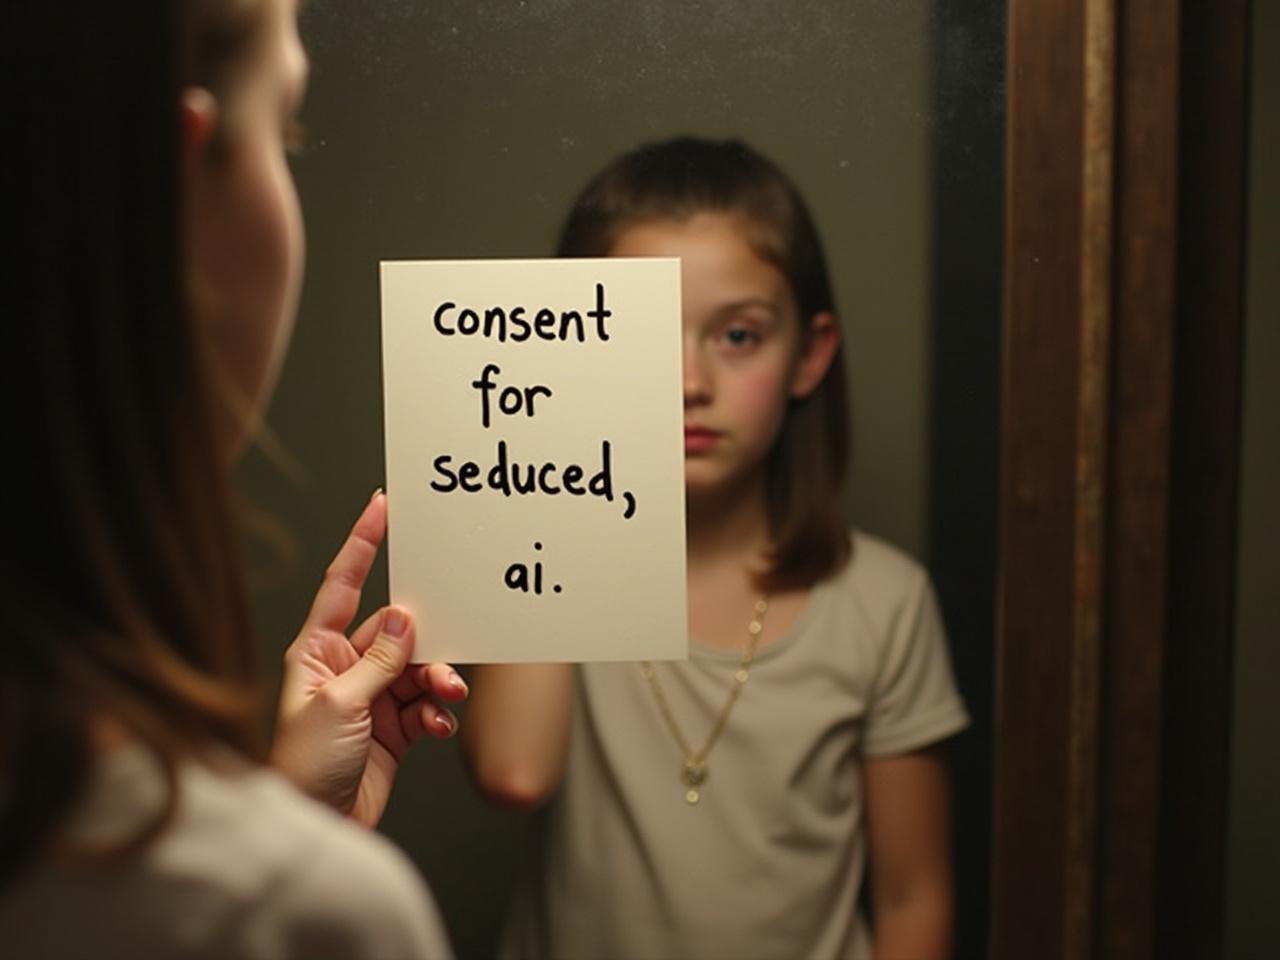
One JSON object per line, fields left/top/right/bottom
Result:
{"left": 992, "top": 2, "right": 1249, "bottom": 957}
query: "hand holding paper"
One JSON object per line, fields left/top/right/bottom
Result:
{"left": 269, "top": 492, "right": 468, "bottom": 828}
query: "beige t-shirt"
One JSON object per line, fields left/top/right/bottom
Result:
{"left": 0, "top": 744, "right": 453, "bottom": 959}
{"left": 503, "top": 531, "right": 969, "bottom": 960}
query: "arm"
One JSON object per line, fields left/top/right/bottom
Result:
{"left": 461, "top": 663, "right": 575, "bottom": 810}
{"left": 863, "top": 746, "right": 955, "bottom": 960}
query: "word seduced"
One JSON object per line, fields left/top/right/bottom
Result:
{"left": 430, "top": 439, "right": 637, "bottom": 520}
{"left": 432, "top": 283, "right": 613, "bottom": 344}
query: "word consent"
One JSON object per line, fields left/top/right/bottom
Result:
{"left": 432, "top": 283, "right": 613, "bottom": 343}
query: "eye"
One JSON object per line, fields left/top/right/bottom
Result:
{"left": 720, "top": 326, "right": 760, "bottom": 349}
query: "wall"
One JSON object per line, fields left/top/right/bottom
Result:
{"left": 1225, "top": 4, "right": 1280, "bottom": 956}
{"left": 928, "top": 3, "right": 1004, "bottom": 954}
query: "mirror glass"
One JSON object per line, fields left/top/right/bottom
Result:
{"left": 240, "top": 3, "right": 1005, "bottom": 956}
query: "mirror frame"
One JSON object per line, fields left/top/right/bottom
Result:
{"left": 992, "top": 1, "right": 1249, "bottom": 957}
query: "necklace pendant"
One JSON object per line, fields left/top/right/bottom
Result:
{"left": 681, "top": 759, "right": 707, "bottom": 788}
{"left": 644, "top": 595, "right": 768, "bottom": 810}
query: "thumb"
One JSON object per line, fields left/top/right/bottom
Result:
{"left": 330, "top": 607, "right": 414, "bottom": 706}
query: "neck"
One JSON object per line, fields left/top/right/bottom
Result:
{"left": 685, "top": 473, "right": 772, "bottom": 578}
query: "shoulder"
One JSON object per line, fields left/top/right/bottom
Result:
{"left": 826, "top": 532, "right": 969, "bottom": 754}
{"left": 842, "top": 529, "right": 928, "bottom": 589}
{"left": 161, "top": 758, "right": 453, "bottom": 958}
{"left": 1, "top": 748, "right": 452, "bottom": 959}
{"left": 826, "top": 529, "right": 934, "bottom": 639}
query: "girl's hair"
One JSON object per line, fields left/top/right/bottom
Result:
{"left": 1, "top": 0, "right": 269, "bottom": 885}
{"left": 557, "top": 137, "right": 851, "bottom": 591}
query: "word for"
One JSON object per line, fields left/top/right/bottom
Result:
{"left": 504, "top": 541, "right": 561, "bottom": 595}
{"left": 471, "top": 363, "right": 551, "bottom": 429}
{"left": 430, "top": 439, "right": 637, "bottom": 520}
{"left": 432, "top": 282, "right": 613, "bottom": 344}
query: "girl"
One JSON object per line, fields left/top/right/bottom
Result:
{"left": 2, "top": 1, "right": 464, "bottom": 955}
{"left": 464, "top": 138, "right": 969, "bottom": 960}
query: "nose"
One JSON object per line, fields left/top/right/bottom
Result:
{"left": 683, "top": 342, "right": 712, "bottom": 407}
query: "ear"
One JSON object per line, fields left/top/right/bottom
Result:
{"left": 790, "top": 311, "right": 840, "bottom": 399}
{"left": 180, "top": 87, "right": 219, "bottom": 162}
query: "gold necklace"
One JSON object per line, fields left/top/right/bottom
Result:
{"left": 641, "top": 597, "right": 768, "bottom": 805}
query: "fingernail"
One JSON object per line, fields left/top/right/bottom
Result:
{"left": 448, "top": 670, "right": 469, "bottom": 695}
{"left": 369, "top": 487, "right": 384, "bottom": 502}
{"left": 383, "top": 607, "right": 408, "bottom": 638}
{"left": 434, "top": 711, "right": 455, "bottom": 735}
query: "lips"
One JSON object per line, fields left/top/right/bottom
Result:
{"left": 684, "top": 426, "right": 720, "bottom": 453}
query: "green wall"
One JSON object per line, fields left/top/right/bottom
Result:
{"left": 1225, "top": 5, "right": 1280, "bottom": 956}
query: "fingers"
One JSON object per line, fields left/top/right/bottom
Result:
{"left": 327, "top": 605, "right": 413, "bottom": 706}
{"left": 386, "top": 661, "right": 466, "bottom": 748}
{"left": 370, "top": 676, "right": 458, "bottom": 766}
{"left": 425, "top": 662, "right": 470, "bottom": 701}
{"left": 389, "top": 661, "right": 468, "bottom": 705}
{"left": 399, "top": 698, "right": 458, "bottom": 741}
{"left": 348, "top": 606, "right": 387, "bottom": 657}
{"left": 301, "top": 491, "right": 388, "bottom": 637}
{"left": 355, "top": 610, "right": 463, "bottom": 704}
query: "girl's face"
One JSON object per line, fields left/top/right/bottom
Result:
{"left": 184, "top": 0, "right": 308, "bottom": 456}
{"left": 609, "top": 213, "right": 837, "bottom": 500}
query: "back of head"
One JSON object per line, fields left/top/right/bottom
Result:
{"left": 557, "top": 137, "right": 852, "bottom": 589}
{"left": 1, "top": 0, "right": 266, "bottom": 884}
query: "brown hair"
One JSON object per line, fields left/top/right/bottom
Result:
{"left": 556, "top": 137, "right": 852, "bottom": 591}
{"left": 1, "top": 0, "right": 270, "bottom": 885}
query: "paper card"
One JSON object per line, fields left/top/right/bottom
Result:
{"left": 380, "top": 258, "right": 687, "bottom": 663}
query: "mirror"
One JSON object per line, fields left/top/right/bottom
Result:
{"left": 238, "top": 2, "right": 1005, "bottom": 956}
